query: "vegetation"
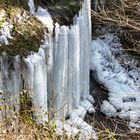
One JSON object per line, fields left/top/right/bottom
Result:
{"left": 0, "top": 113, "right": 75, "bottom": 140}
{"left": 0, "top": 0, "right": 140, "bottom": 139}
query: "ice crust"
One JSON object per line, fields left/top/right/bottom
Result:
{"left": 91, "top": 38, "right": 140, "bottom": 128}
{"left": 0, "top": 9, "right": 13, "bottom": 46}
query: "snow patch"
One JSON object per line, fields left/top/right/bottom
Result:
{"left": 0, "top": 25, "right": 13, "bottom": 45}
{"left": 54, "top": 99, "right": 96, "bottom": 139}
{"left": 55, "top": 119, "right": 97, "bottom": 140}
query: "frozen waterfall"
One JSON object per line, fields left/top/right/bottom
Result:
{"left": 0, "top": 0, "right": 96, "bottom": 139}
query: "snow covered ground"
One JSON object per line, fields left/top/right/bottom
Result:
{"left": 90, "top": 35, "right": 140, "bottom": 128}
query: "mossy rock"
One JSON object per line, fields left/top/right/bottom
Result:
{"left": 0, "top": 6, "right": 47, "bottom": 57}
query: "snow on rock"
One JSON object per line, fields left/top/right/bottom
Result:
{"left": 91, "top": 38, "right": 140, "bottom": 128}
{"left": 99, "top": 33, "right": 140, "bottom": 88}
{"left": 55, "top": 119, "right": 97, "bottom": 140}
{"left": 80, "top": 99, "right": 95, "bottom": 114}
{"left": 66, "top": 113, "right": 97, "bottom": 140}
{"left": 0, "top": 10, "right": 14, "bottom": 45}
{"left": 28, "top": 0, "right": 54, "bottom": 32}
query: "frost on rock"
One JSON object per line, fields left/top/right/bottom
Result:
{"left": 91, "top": 38, "right": 140, "bottom": 128}
{"left": 35, "top": 7, "right": 54, "bottom": 32}
{"left": 28, "top": 0, "right": 35, "bottom": 14}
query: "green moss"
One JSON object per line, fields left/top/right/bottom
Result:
{"left": 10, "top": 19, "right": 45, "bottom": 56}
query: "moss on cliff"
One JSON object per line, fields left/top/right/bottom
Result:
{"left": 0, "top": 2, "right": 47, "bottom": 57}
{"left": 34, "top": 0, "right": 82, "bottom": 25}
{"left": 0, "top": 0, "right": 29, "bottom": 10}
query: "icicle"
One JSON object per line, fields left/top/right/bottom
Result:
{"left": 53, "top": 26, "right": 69, "bottom": 119}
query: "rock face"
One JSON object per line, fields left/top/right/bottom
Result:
{"left": 0, "top": 0, "right": 93, "bottom": 130}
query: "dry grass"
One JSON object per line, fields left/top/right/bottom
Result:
{"left": 1, "top": 111, "right": 140, "bottom": 140}
{"left": 1, "top": 89, "right": 140, "bottom": 140}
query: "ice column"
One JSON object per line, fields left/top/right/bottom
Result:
{"left": 67, "top": 25, "right": 80, "bottom": 112}
{"left": 25, "top": 48, "right": 48, "bottom": 123}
